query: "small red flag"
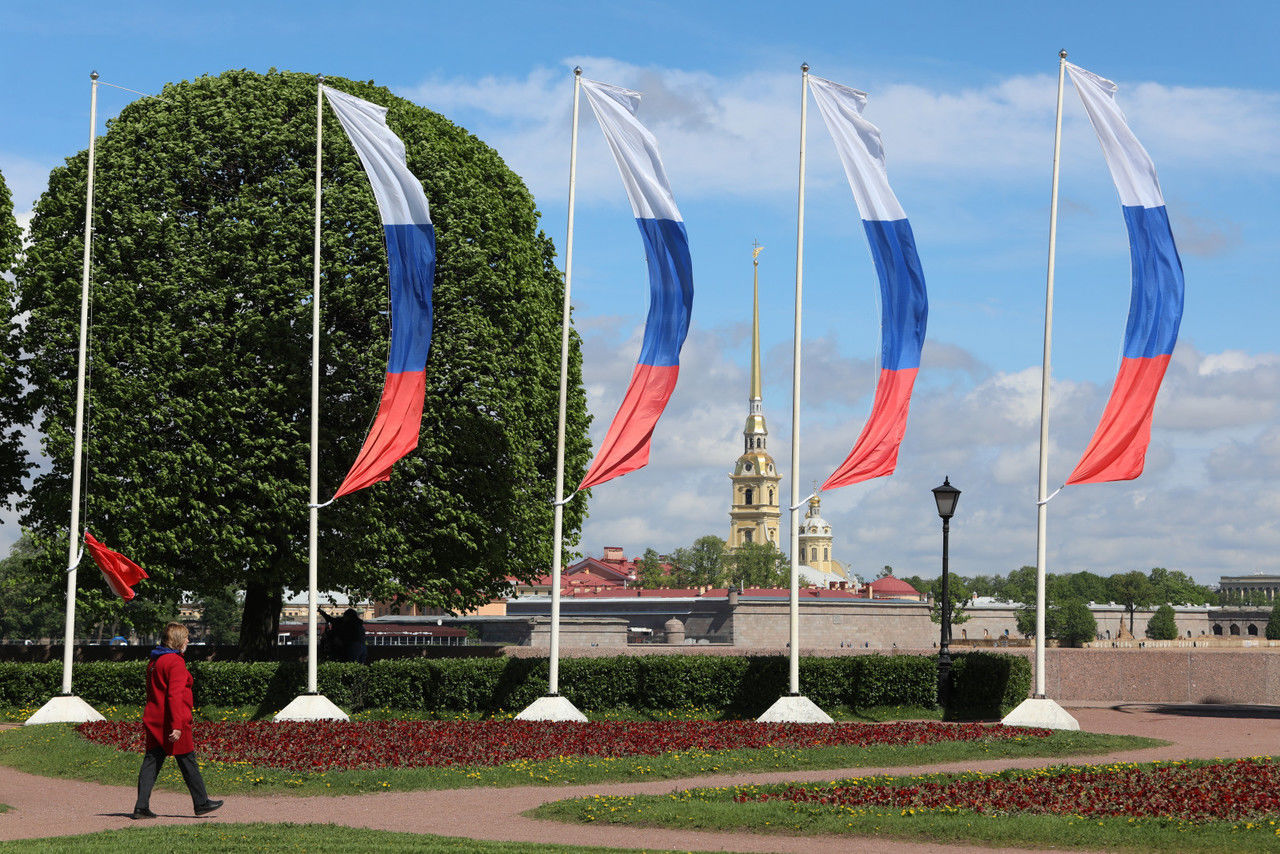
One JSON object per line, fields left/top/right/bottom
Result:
{"left": 83, "top": 531, "right": 148, "bottom": 601}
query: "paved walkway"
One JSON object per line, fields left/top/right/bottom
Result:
{"left": 1, "top": 704, "right": 1277, "bottom": 853}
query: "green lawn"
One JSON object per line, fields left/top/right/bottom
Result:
{"left": 0, "top": 824, "right": 711, "bottom": 854}
{"left": 0, "top": 723, "right": 1160, "bottom": 795}
{"left": 531, "top": 762, "right": 1280, "bottom": 854}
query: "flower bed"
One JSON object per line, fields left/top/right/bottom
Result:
{"left": 735, "top": 758, "right": 1280, "bottom": 823}
{"left": 76, "top": 720, "right": 1047, "bottom": 772}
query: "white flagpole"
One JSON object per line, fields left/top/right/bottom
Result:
{"left": 787, "top": 63, "right": 810, "bottom": 698}
{"left": 307, "top": 76, "right": 324, "bottom": 697}
{"left": 275, "top": 76, "right": 345, "bottom": 722}
{"left": 517, "top": 68, "right": 586, "bottom": 722}
{"left": 548, "top": 67, "right": 581, "bottom": 699}
{"left": 1034, "top": 53, "right": 1068, "bottom": 700}
{"left": 757, "top": 64, "right": 831, "bottom": 724}
{"left": 1003, "top": 51, "right": 1078, "bottom": 731}
{"left": 61, "top": 70, "right": 99, "bottom": 697}
{"left": 27, "top": 72, "right": 106, "bottom": 724}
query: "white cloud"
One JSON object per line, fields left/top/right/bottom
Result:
{"left": 1, "top": 154, "right": 50, "bottom": 249}
{"left": 574, "top": 325, "right": 1280, "bottom": 585}
{"left": 399, "top": 60, "right": 1280, "bottom": 212}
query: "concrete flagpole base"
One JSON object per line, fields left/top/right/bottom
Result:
{"left": 1001, "top": 696, "right": 1079, "bottom": 730}
{"left": 24, "top": 694, "right": 106, "bottom": 725}
{"left": 515, "top": 694, "right": 588, "bottom": 722}
{"left": 757, "top": 694, "right": 834, "bottom": 723}
{"left": 273, "top": 693, "right": 349, "bottom": 722}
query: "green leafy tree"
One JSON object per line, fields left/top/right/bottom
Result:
{"left": 1145, "top": 603, "right": 1179, "bottom": 640}
{"left": 965, "top": 574, "right": 999, "bottom": 598}
{"left": 0, "top": 168, "right": 28, "bottom": 505}
{"left": 634, "top": 548, "right": 666, "bottom": 589}
{"left": 927, "top": 575, "right": 971, "bottom": 626}
{"left": 671, "top": 535, "right": 726, "bottom": 588}
{"left": 0, "top": 534, "right": 64, "bottom": 640}
{"left": 726, "top": 541, "right": 788, "bottom": 588}
{"left": 876, "top": 565, "right": 894, "bottom": 578}
{"left": 1054, "top": 571, "right": 1109, "bottom": 604}
{"left": 12, "top": 70, "right": 591, "bottom": 656}
{"left": 899, "top": 575, "right": 929, "bottom": 597}
{"left": 1107, "top": 571, "right": 1152, "bottom": 635}
{"left": 1057, "top": 598, "right": 1098, "bottom": 646}
{"left": 1015, "top": 604, "right": 1041, "bottom": 638}
{"left": 199, "top": 584, "right": 243, "bottom": 646}
{"left": 1267, "top": 606, "right": 1280, "bottom": 641}
{"left": 1147, "top": 567, "right": 1212, "bottom": 606}
{"left": 0, "top": 532, "right": 173, "bottom": 641}
{"left": 996, "top": 565, "right": 1039, "bottom": 604}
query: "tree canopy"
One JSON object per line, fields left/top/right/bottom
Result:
{"left": 12, "top": 70, "right": 590, "bottom": 653}
{"left": 0, "top": 168, "right": 27, "bottom": 505}
{"left": 724, "top": 541, "right": 789, "bottom": 589}
{"left": 1056, "top": 599, "right": 1098, "bottom": 646}
{"left": 1145, "top": 603, "right": 1178, "bottom": 640}
{"left": 671, "top": 535, "right": 727, "bottom": 588}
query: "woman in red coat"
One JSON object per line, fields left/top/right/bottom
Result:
{"left": 132, "top": 622, "right": 223, "bottom": 819}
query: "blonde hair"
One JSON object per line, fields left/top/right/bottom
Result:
{"left": 161, "top": 622, "right": 189, "bottom": 649}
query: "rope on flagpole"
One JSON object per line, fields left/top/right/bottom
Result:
{"left": 96, "top": 80, "right": 161, "bottom": 99}
{"left": 1037, "top": 484, "right": 1065, "bottom": 506}
{"left": 789, "top": 493, "right": 817, "bottom": 512}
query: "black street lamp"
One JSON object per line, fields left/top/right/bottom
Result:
{"left": 932, "top": 477, "right": 961, "bottom": 710}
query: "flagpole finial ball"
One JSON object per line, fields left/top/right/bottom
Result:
{"left": 90, "top": 71, "right": 98, "bottom": 80}
{"left": 574, "top": 66, "right": 582, "bottom": 76}
{"left": 1059, "top": 49, "right": 1068, "bottom": 59}
{"left": 801, "top": 62, "right": 809, "bottom": 73}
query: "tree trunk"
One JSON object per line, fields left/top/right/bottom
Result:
{"left": 239, "top": 579, "right": 282, "bottom": 660}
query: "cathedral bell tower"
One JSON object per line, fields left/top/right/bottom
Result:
{"left": 729, "top": 244, "right": 782, "bottom": 549}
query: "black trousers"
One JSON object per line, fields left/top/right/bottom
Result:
{"left": 134, "top": 746, "right": 212, "bottom": 811}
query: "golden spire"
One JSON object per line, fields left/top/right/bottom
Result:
{"left": 750, "top": 241, "right": 763, "bottom": 402}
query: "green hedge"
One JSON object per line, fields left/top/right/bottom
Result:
{"left": 945, "top": 652, "right": 1032, "bottom": 720}
{"left": 0, "top": 653, "right": 1027, "bottom": 719}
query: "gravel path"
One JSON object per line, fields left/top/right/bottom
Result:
{"left": 1, "top": 704, "right": 1276, "bottom": 853}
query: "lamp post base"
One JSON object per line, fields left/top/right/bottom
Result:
{"left": 24, "top": 694, "right": 105, "bottom": 725}
{"left": 273, "top": 693, "right": 349, "bottom": 722}
{"left": 1001, "top": 696, "right": 1079, "bottom": 730}
{"left": 515, "top": 694, "right": 588, "bottom": 722}
{"left": 757, "top": 694, "right": 834, "bottom": 723}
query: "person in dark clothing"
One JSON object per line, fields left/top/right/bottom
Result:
{"left": 133, "top": 622, "right": 223, "bottom": 819}
{"left": 320, "top": 607, "right": 368, "bottom": 664}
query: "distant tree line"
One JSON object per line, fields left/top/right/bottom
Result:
{"left": 895, "top": 566, "right": 1228, "bottom": 646}
{"left": 632, "top": 535, "right": 790, "bottom": 591}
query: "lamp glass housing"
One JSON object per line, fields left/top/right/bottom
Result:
{"left": 932, "top": 477, "right": 960, "bottom": 520}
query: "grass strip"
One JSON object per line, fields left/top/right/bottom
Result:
{"left": 0, "top": 823, "right": 711, "bottom": 853}
{"left": 531, "top": 758, "right": 1280, "bottom": 854}
{"left": 0, "top": 724, "right": 1158, "bottom": 796}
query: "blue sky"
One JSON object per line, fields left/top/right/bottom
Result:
{"left": 2, "top": 1, "right": 1278, "bottom": 586}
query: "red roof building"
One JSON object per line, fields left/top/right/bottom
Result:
{"left": 864, "top": 576, "right": 922, "bottom": 601}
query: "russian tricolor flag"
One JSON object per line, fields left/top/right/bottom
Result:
{"left": 807, "top": 76, "right": 928, "bottom": 491}
{"left": 322, "top": 87, "right": 436, "bottom": 500}
{"left": 576, "top": 78, "right": 693, "bottom": 491}
{"left": 1064, "top": 63, "right": 1184, "bottom": 485}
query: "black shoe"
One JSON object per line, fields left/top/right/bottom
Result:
{"left": 131, "top": 807, "right": 157, "bottom": 819}
{"left": 194, "top": 799, "right": 223, "bottom": 816}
